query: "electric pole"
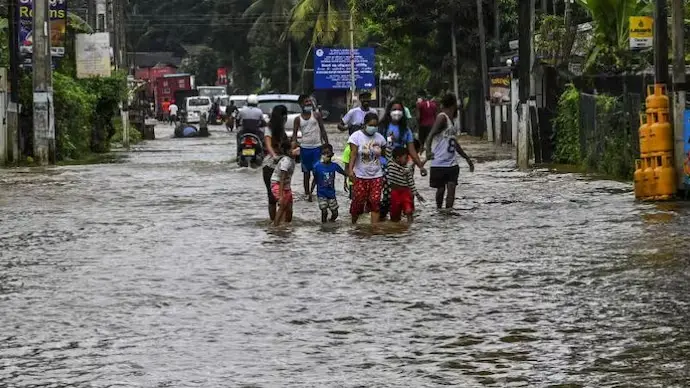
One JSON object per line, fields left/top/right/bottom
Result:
{"left": 288, "top": 40, "right": 293, "bottom": 93}
{"left": 517, "top": 0, "right": 532, "bottom": 169}
{"left": 6, "top": 0, "right": 20, "bottom": 163}
{"left": 349, "top": 8, "right": 355, "bottom": 109}
{"left": 493, "top": 0, "right": 500, "bottom": 67}
{"left": 654, "top": 0, "right": 669, "bottom": 84}
{"left": 33, "top": 0, "right": 56, "bottom": 164}
{"left": 672, "top": 0, "right": 685, "bottom": 190}
{"left": 451, "top": 22, "right": 459, "bottom": 104}
{"left": 477, "top": 0, "right": 491, "bottom": 141}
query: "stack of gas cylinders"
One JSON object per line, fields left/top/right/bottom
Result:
{"left": 634, "top": 84, "right": 676, "bottom": 200}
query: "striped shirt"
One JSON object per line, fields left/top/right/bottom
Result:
{"left": 386, "top": 161, "right": 418, "bottom": 196}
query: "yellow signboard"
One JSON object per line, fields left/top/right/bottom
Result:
{"left": 630, "top": 16, "right": 653, "bottom": 49}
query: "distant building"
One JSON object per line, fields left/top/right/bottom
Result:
{"left": 129, "top": 51, "right": 183, "bottom": 98}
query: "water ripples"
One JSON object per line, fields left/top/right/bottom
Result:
{"left": 0, "top": 125, "right": 689, "bottom": 387}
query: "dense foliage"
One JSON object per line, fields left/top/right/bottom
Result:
{"left": 553, "top": 84, "right": 636, "bottom": 179}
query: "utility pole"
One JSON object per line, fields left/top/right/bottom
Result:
{"left": 493, "top": 0, "right": 500, "bottom": 67}
{"left": 672, "top": 0, "right": 685, "bottom": 190}
{"left": 528, "top": 0, "right": 537, "bottom": 162}
{"left": 96, "top": 0, "right": 106, "bottom": 32}
{"left": 477, "top": 0, "right": 491, "bottom": 141}
{"left": 517, "top": 0, "right": 532, "bottom": 169}
{"left": 349, "top": 9, "right": 356, "bottom": 109}
{"left": 288, "top": 40, "right": 293, "bottom": 93}
{"left": 33, "top": 0, "right": 55, "bottom": 164}
{"left": 7, "top": 0, "right": 20, "bottom": 163}
{"left": 451, "top": 22, "right": 459, "bottom": 111}
{"left": 654, "top": 0, "right": 669, "bottom": 84}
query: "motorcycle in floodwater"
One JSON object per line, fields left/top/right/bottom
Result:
{"left": 237, "top": 132, "right": 264, "bottom": 168}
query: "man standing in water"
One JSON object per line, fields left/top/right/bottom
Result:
{"left": 338, "top": 92, "right": 379, "bottom": 135}
{"left": 416, "top": 91, "right": 438, "bottom": 147}
{"left": 424, "top": 93, "right": 474, "bottom": 210}
{"left": 293, "top": 95, "right": 328, "bottom": 202}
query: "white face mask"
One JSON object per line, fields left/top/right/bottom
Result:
{"left": 390, "top": 110, "right": 403, "bottom": 121}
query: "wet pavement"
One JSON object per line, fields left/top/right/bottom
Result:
{"left": 1, "top": 124, "right": 689, "bottom": 387}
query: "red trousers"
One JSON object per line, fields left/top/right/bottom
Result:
{"left": 390, "top": 187, "right": 414, "bottom": 221}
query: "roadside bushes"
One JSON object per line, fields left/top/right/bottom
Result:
{"left": 53, "top": 73, "right": 97, "bottom": 159}
{"left": 553, "top": 84, "right": 581, "bottom": 164}
{"left": 18, "top": 71, "right": 127, "bottom": 161}
{"left": 553, "top": 83, "right": 636, "bottom": 179}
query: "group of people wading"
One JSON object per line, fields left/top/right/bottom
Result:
{"left": 261, "top": 93, "right": 474, "bottom": 226}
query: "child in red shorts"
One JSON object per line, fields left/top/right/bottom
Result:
{"left": 271, "top": 141, "right": 297, "bottom": 226}
{"left": 386, "top": 147, "right": 425, "bottom": 222}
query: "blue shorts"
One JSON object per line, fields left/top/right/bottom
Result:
{"left": 301, "top": 147, "right": 321, "bottom": 172}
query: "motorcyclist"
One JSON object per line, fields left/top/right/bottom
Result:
{"left": 237, "top": 94, "right": 265, "bottom": 152}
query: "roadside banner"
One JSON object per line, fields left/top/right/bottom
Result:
{"left": 75, "top": 33, "right": 111, "bottom": 78}
{"left": 18, "top": 0, "right": 67, "bottom": 64}
{"left": 629, "top": 16, "right": 653, "bottom": 50}
{"left": 314, "top": 47, "right": 375, "bottom": 90}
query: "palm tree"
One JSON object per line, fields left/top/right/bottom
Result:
{"left": 244, "top": 0, "right": 297, "bottom": 91}
{"left": 289, "top": 0, "right": 351, "bottom": 46}
{"left": 243, "top": 0, "right": 295, "bottom": 39}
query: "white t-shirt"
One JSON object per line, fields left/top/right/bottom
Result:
{"left": 271, "top": 156, "right": 295, "bottom": 189}
{"left": 431, "top": 112, "right": 459, "bottom": 168}
{"left": 348, "top": 130, "right": 386, "bottom": 179}
{"left": 169, "top": 104, "right": 179, "bottom": 115}
{"left": 342, "top": 107, "right": 379, "bottom": 128}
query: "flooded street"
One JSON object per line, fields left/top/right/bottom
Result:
{"left": 1, "top": 124, "right": 689, "bottom": 387}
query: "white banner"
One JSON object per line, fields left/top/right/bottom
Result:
{"left": 76, "top": 33, "right": 111, "bottom": 79}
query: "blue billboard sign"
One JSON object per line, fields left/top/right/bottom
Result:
{"left": 313, "top": 47, "right": 375, "bottom": 90}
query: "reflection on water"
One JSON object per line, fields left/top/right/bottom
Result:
{"left": 0, "top": 125, "right": 689, "bottom": 387}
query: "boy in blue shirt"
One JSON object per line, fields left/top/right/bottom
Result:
{"left": 310, "top": 143, "right": 346, "bottom": 223}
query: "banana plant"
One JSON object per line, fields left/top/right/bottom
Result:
{"left": 576, "top": 0, "right": 652, "bottom": 72}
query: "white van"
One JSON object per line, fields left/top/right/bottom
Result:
{"left": 185, "top": 96, "right": 212, "bottom": 123}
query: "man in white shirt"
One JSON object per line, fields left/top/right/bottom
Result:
{"left": 168, "top": 102, "right": 179, "bottom": 125}
{"left": 338, "top": 92, "right": 379, "bottom": 135}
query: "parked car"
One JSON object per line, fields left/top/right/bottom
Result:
{"left": 256, "top": 94, "right": 329, "bottom": 140}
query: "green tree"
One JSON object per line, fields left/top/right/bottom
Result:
{"left": 576, "top": 0, "right": 652, "bottom": 73}
{"left": 289, "top": 0, "right": 351, "bottom": 46}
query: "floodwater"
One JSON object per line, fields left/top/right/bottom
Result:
{"left": 1, "top": 124, "right": 689, "bottom": 387}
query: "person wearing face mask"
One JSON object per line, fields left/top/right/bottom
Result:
{"left": 338, "top": 92, "right": 379, "bottom": 135}
{"left": 378, "top": 100, "right": 428, "bottom": 219}
{"left": 347, "top": 112, "right": 388, "bottom": 224}
{"left": 293, "top": 95, "right": 329, "bottom": 202}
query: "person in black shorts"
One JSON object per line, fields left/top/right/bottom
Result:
{"left": 424, "top": 93, "right": 474, "bottom": 209}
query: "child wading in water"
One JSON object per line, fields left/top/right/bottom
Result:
{"left": 387, "top": 147, "right": 425, "bottom": 222}
{"left": 311, "top": 144, "right": 346, "bottom": 222}
{"left": 271, "top": 141, "right": 297, "bottom": 226}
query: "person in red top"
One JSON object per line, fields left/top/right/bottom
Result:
{"left": 161, "top": 99, "right": 171, "bottom": 122}
{"left": 415, "top": 91, "right": 438, "bottom": 148}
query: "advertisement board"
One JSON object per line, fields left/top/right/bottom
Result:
{"left": 629, "top": 16, "right": 653, "bottom": 49}
{"left": 75, "top": 33, "right": 111, "bottom": 78}
{"left": 18, "top": 0, "right": 67, "bottom": 64}
{"left": 314, "top": 47, "right": 375, "bottom": 90}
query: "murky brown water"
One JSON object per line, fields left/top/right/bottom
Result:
{"left": 1, "top": 124, "right": 689, "bottom": 387}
